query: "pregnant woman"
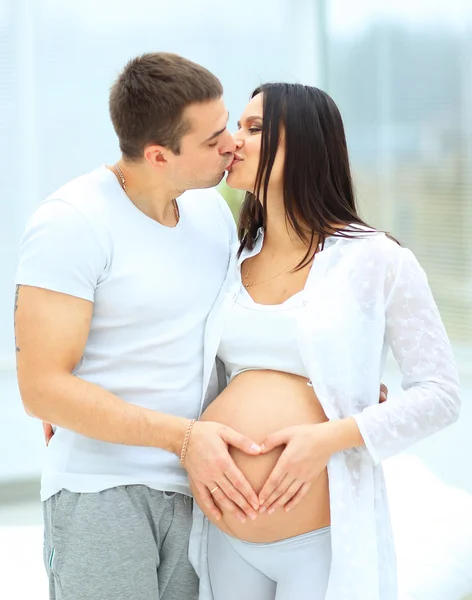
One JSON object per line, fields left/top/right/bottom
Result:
{"left": 187, "top": 84, "right": 460, "bottom": 599}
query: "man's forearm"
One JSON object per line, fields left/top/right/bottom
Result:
{"left": 22, "top": 373, "right": 189, "bottom": 454}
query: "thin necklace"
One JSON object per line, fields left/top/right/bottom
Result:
{"left": 243, "top": 256, "right": 302, "bottom": 288}
{"left": 114, "top": 164, "right": 180, "bottom": 224}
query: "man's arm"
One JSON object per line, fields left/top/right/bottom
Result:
{"left": 15, "top": 284, "right": 262, "bottom": 520}
{"left": 15, "top": 285, "right": 188, "bottom": 451}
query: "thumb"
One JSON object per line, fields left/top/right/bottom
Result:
{"left": 220, "top": 427, "right": 262, "bottom": 455}
{"left": 260, "top": 428, "right": 291, "bottom": 453}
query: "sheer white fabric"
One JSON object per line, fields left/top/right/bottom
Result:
{"left": 189, "top": 226, "right": 460, "bottom": 600}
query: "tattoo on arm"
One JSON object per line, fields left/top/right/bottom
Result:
{"left": 14, "top": 285, "right": 21, "bottom": 353}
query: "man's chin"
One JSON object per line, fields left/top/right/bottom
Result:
{"left": 187, "top": 172, "right": 225, "bottom": 190}
{"left": 211, "top": 172, "right": 226, "bottom": 187}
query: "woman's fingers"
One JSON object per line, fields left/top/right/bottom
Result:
{"left": 259, "top": 428, "right": 291, "bottom": 454}
{"left": 265, "top": 480, "right": 304, "bottom": 513}
{"left": 258, "top": 457, "right": 289, "bottom": 507}
{"left": 283, "top": 482, "right": 311, "bottom": 512}
{"left": 259, "top": 475, "right": 292, "bottom": 513}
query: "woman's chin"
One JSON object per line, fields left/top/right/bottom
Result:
{"left": 225, "top": 171, "right": 248, "bottom": 191}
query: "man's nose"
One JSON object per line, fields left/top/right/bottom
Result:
{"left": 220, "top": 130, "right": 237, "bottom": 154}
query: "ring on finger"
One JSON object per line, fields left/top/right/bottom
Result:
{"left": 210, "top": 486, "right": 220, "bottom": 494}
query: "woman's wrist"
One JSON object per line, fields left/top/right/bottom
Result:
{"left": 322, "top": 417, "right": 365, "bottom": 455}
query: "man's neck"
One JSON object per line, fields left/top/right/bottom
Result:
{"left": 108, "top": 160, "right": 179, "bottom": 226}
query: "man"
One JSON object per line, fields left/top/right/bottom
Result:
{"left": 14, "top": 53, "right": 263, "bottom": 600}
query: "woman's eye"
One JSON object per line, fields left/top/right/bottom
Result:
{"left": 249, "top": 127, "right": 261, "bottom": 134}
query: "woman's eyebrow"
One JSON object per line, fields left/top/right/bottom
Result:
{"left": 236, "top": 116, "right": 263, "bottom": 128}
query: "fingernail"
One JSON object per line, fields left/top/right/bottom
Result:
{"left": 249, "top": 513, "right": 257, "bottom": 521}
{"left": 238, "top": 515, "right": 246, "bottom": 523}
{"left": 259, "top": 506, "right": 266, "bottom": 513}
{"left": 259, "top": 444, "right": 266, "bottom": 451}
{"left": 268, "top": 508, "right": 275, "bottom": 515}
{"left": 285, "top": 506, "right": 292, "bottom": 512}
{"left": 252, "top": 503, "right": 259, "bottom": 511}
{"left": 251, "top": 443, "right": 261, "bottom": 452}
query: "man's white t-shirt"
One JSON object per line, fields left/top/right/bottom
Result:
{"left": 15, "top": 165, "right": 236, "bottom": 501}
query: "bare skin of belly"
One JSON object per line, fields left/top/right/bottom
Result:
{"left": 190, "top": 370, "right": 331, "bottom": 543}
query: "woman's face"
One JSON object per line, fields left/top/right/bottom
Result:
{"left": 226, "top": 93, "right": 285, "bottom": 196}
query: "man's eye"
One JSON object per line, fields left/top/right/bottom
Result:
{"left": 208, "top": 141, "right": 218, "bottom": 148}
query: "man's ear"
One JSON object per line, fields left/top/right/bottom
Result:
{"left": 144, "top": 145, "right": 168, "bottom": 169}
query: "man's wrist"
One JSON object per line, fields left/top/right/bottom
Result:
{"left": 179, "top": 419, "right": 197, "bottom": 467}
{"left": 159, "top": 415, "right": 191, "bottom": 456}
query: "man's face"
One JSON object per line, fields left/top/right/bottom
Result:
{"left": 166, "top": 98, "right": 236, "bottom": 191}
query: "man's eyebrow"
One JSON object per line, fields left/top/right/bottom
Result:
{"left": 236, "top": 115, "right": 262, "bottom": 129}
{"left": 203, "top": 112, "right": 230, "bottom": 143}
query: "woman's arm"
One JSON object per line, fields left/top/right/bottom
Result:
{"left": 351, "top": 246, "right": 460, "bottom": 464}
{"left": 257, "top": 245, "right": 460, "bottom": 511}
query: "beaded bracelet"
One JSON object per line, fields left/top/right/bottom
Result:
{"left": 179, "top": 419, "right": 196, "bottom": 468}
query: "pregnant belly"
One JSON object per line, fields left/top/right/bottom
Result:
{"left": 191, "top": 370, "right": 331, "bottom": 542}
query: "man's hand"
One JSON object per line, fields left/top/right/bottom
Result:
{"left": 184, "top": 421, "right": 262, "bottom": 523}
{"left": 380, "top": 383, "right": 388, "bottom": 403}
{"left": 43, "top": 422, "right": 54, "bottom": 445}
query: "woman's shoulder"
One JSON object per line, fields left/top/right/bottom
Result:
{"left": 334, "top": 228, "right": 426, "bottom": 288}
{"left": 340, "top": 227, "right": 409, "bottom": 265}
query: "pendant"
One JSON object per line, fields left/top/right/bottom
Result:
{"left": 245, "top": 282, "right": 252, "bottom": 288}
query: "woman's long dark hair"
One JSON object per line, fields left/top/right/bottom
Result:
{"left": 238, "top": 83, "right": 378, "bottom": 267}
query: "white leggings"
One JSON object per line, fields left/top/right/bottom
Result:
{"left": 207, "top": 523, "right": 332, "bottom": 600}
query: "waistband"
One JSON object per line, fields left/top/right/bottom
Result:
{"left": 223, "top": 525, "right": 331, "bottom": 549}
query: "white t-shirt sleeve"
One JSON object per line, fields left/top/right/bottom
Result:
{"left": 15, "top": 199, "right": 107, "bottom": 302}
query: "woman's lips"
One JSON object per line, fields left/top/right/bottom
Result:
{"left": 227, "top": 156, "right": 243, "bottom": 171}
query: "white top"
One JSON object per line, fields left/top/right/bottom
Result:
{"left": 218, "top": 285, "right": 308, "bottom": 381}
{"left": 189, "top": 227, "right": 461, "bottom": 600}
{"left": 15, "top": 165, "right": 236, "bottom": 501}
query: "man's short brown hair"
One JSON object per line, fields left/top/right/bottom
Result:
{"left": 109, "top": 53, "right": 223, "bottom": 159}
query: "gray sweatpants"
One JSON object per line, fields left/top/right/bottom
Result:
{"left": 43, "top": 486, "right": 198, "bottom": 600}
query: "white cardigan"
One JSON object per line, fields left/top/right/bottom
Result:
{"left": 189, "top": 226, "right": 460, "bottom": 600}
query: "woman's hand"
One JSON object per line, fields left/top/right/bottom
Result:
{"left": 257, "top": 422, "right": 334, "bottom": 514}
{"left": 257, "top": 387, "right": 388, "bottom": 514}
